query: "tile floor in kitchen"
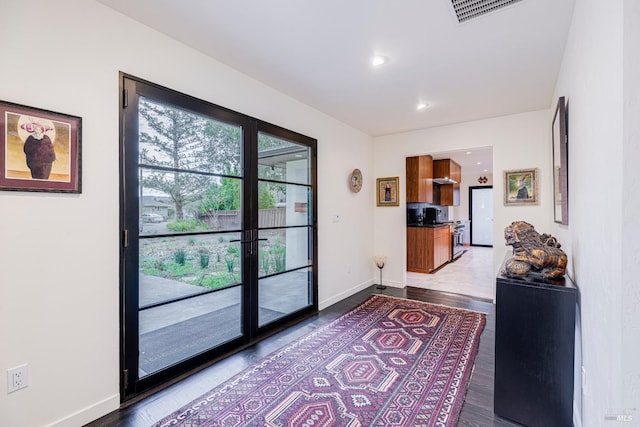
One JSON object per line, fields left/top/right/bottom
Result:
{"left": 406, "top": 245, "right": 496, "bottom": 301}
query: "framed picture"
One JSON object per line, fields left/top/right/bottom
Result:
{"left": 376, "top": 176, "right": 399, "bottom": 206}
{"left": 0, "top": 100, "right": 81, "bottom": 193}
{"left": 552, "top": 96, "right": 568, "bottom": 225}
{"left": 503, "top": 168, "right": 538, "bottom": 206}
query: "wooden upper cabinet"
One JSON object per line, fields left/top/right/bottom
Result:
{"left": 406, "top": 155, "right": 433, "bottom": 203}
{"left": 433, "top": 159, "right": 461, "bottom": 183}
{"left": 433, "top": 159, "right": 461, "bottom": 206}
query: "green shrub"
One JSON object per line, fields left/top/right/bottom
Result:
{"left": 226, "top": 245, "right": 240, "bottom": 256}
{"left": 166, "top": 262, "right": 194, "bottom": 278}
{"left": 140, "top": 258, "right": 167, "bottom": 276}
{"left": 199, "top": 253, "right": 210, "bottom": 269}
{"left": 174, "top": 249, "right": 187, "bottom": 265}
{"left": 260, "top": 250, "right": 270, "bottom": 275}
{"left": 167, "top": 219, "right": 206, "bottom": 232}
{"left": 196, "top": 272, "right": 238, "bottom": 290}
{"left": 271, "top": 238, "right": 286, "bottom": 272}
{"left": 225, "top": 256, "right": 235, "bottom": 273}
{"left": 153, "top": 259, "right": 167, "bottom": 271}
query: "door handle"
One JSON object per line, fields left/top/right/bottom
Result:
{"left": 231, "top": 230, "right": 256, "bottom": 255}
{"left": 251, "top": 230, "right": 268, "bottom": 243}
{"left": 253, "top": 229, "right": 268, "bottom": 255}
{"left": 231, "top": 231, "right": 269, "bottom": 255}
{"left": 229, "top": 238, "right": 252, "bottom": 255}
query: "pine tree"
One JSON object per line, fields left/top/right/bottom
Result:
{"left": 138, "top": 99, "right": 302, "bottom": 224}
{"left": 139, "top": 99, "right": 210, "bottom": 220}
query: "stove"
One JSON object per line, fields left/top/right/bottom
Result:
{"left": 451, "top": 222, "right": 465, "bottom": 260}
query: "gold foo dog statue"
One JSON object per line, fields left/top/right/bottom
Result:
{"left": 503, "top": 221, "right": 567, "bottom": 279}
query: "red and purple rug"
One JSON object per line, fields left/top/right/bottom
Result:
{"left": 156, "top": 295, "right": 486, "bottom": 427}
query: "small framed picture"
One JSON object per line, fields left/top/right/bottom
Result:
{"left": 376, "top": 176, "right": 399, "bottom": 206}
{"left": 0, "top": 100, "right": 82, "bottom": 193}
{"left": 504, "top": 168, "right": 538, "bottom": 206}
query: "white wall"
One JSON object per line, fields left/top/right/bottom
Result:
{"left": 622, "top": 0, "right": 640, "bottom": 420}
{"left": 0, "top": 1, "right": 374, "bottom": 426}
{"left": 373, "top": 110, "right": 551, "bottom": 287}
{"left": 452, "top": 172, "right": 494, "bottom": 222}
{"left": 551, "top": 0, "right": 639, "bottom": 425}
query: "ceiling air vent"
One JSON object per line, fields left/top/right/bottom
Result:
{"left": 451, "top": 0, "right": 524, "bottom": 23}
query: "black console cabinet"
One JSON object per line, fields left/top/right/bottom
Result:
{"left": 494, "top": 257, "right": 578, "bottom": 427}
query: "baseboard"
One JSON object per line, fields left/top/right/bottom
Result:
{"left": 46, "top": 394, "right": 119, "bottom": 427}
{"left": 574, "top": 401, "right": 582, "bottom": 427}
{"left": 319, "top": 279, "right": 373, "bottom": 310}
{"left": 384, "top": 279, "right": 405, "bottom": 288}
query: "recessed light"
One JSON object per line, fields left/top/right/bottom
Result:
{"left": 417, "top": 103, "right": 430, "bottom": 111}
{"left": 371, "top": 56, "right": 388, "bottom": 67}
{"left": 484, "top": 169, "right": 488, "bottom": 172}
{"left": 477, "top": 161, "right": 481, "bottom": 165}
{"left": 466, "top": 151, "right": 472, "bottom": 155}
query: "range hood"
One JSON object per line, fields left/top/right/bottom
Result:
{"left": 433, "top": 177, "right": 458, "bottom": 185}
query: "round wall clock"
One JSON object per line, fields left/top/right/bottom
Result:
{"left": 350, "top": 169, "right": 363, "bottom": 193}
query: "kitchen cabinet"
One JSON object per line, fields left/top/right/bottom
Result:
{"left": 433, "top": 226, "right": 451, "bottom": 268}
{"left": 406, "top": 155, "right": 433, "bottom": 203}
{"left": 433, "top": 159, "right": 461, "bottom": 206}
{"left": 407, "top": 225, "right": 451, "bottom": 273}
{"left": 494, "top": 257, "right": 577, "bottom": 427}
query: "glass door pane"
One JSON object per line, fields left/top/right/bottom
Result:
{"left": 136, "top": 97, "right": 245, "bottom": 377}
{"left": 256, "top": 132, "right": 313, "bottom": 327}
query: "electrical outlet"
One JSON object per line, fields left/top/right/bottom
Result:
{"left": 7, "top": 364, "right": 28, "bottom": 393}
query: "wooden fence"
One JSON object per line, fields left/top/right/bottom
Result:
{"left": 200, "top": 208, "right": 286, "bottom": 230}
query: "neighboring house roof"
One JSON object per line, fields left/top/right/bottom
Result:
{"left": 142, "top": 196, "right": 173, "bottom": 208}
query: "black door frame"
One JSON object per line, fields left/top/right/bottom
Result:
{"left": 119, "top": 73, "right": 318, "bottom": 401}
{"left": 468, "top": 185, "right": 493, "bottom": 247}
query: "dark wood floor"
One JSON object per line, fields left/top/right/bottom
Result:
{"left": 87, "top": 286, "right": 520, "bottom": 426}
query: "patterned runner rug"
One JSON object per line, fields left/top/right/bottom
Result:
{"left": 156, "top": 294, "right": 486, "bottom": 427}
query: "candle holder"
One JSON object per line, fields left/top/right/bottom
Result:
{"left": 373, "top": 256, "right": 387, "bottom": 290}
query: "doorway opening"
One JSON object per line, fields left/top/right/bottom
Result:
{"left": 405, "top": 147, "right": 494, "bottom": 301}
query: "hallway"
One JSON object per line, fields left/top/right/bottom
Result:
{"left": 406, "top": 246, "right": 494, "bottom": 301}
{"left": 88, "top": 286, "right": 519, "bottom": 426}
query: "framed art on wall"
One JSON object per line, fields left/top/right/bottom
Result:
{"left": 552, "top": 96, "right": 568, "bottom": 225}
{"left": 350, "top": 168, "right": 363, "bottom": 193}
{"left": 376, "top": 176, "right": 399, "bottom": 206}
{"left": 503, "top": 168, "right": 538, "bottom": 206}
{"left": 0, "top": 100, "right": 82, "bottom": 193}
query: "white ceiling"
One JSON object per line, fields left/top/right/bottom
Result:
{"left": 98, "top": 0, "right": 575, "bottom": 138}
{"left": 433, "top": 147, "right": 493, "bottom": 176}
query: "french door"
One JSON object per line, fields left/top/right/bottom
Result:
{"left": 119, "top": 74, "right": 317, "bottom": 399}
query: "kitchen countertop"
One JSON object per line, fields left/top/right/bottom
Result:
{"left": 407, "top": 223, "right": 451, "bottom": 228}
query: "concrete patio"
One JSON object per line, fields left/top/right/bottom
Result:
{"left": 138, "top": 271, "right": 311, "bottom": 376}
